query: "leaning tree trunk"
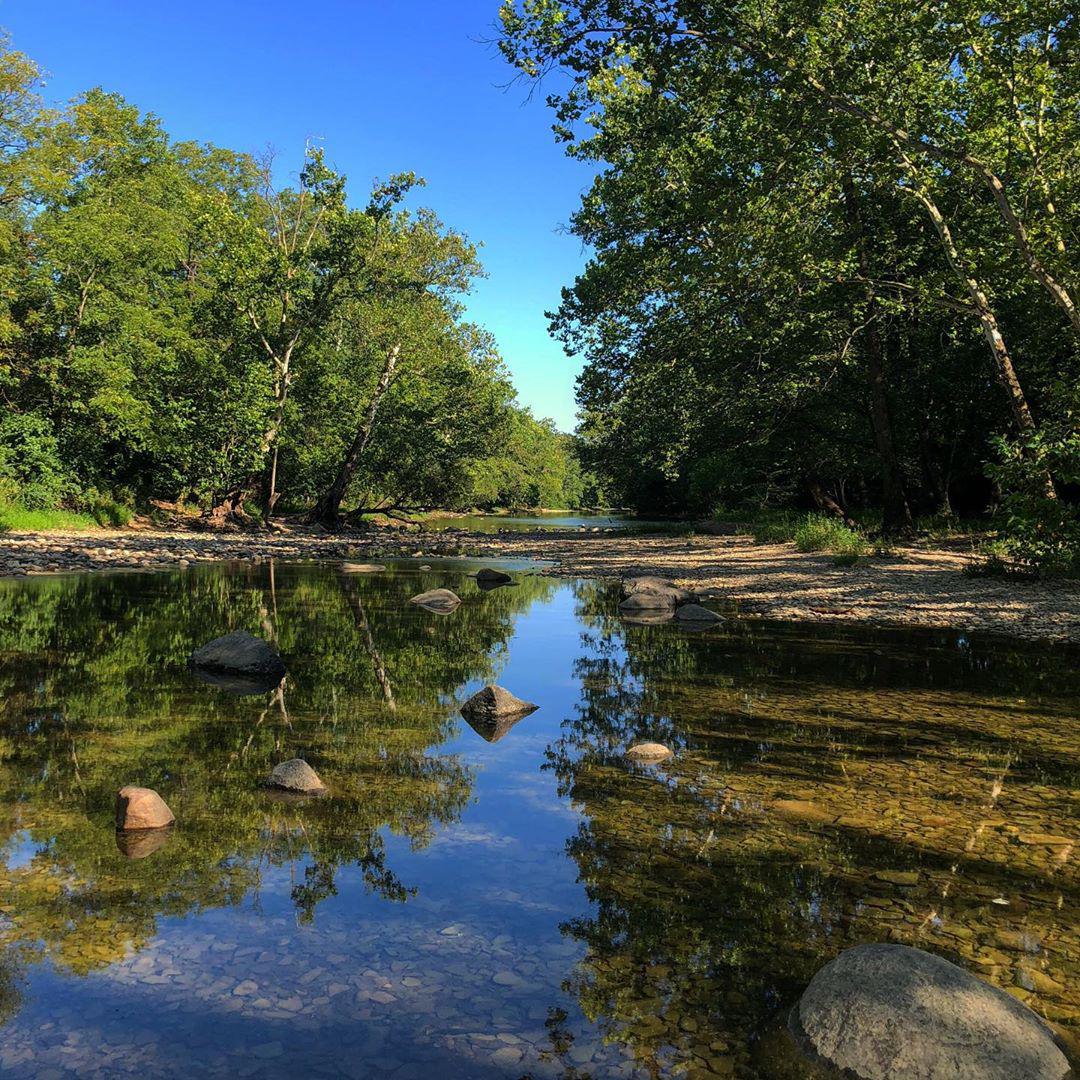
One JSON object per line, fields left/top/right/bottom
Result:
{"left": 309, "top": 344, "right": 400, "bottom": 528}
{"left": 842, "top": 173, "right": 913, "bottom": 536}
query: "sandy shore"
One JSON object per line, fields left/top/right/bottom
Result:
{"left": 1, "top": 524, "right": 1077, "bottom": 643}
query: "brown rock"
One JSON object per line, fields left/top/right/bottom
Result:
{"left": 626, "top": 742, "right": 674, "bottom": 763}
{"left": 116, "top": 786, "right": 175, "bottom": 831}
{"left": 460, "top": 686, "right": 538, "bottom": 735}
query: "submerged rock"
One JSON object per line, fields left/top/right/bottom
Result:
{"left": 792, "top": 943, "right": 1070, "bottom": 1080}
{"left": 460, "top": 685, "right": 539, "bottom": 742}
{"left": 475, "top": 567, "right": 513, "bottom": 585}
{"left": 626, "top": 742, "right": 674, "bottom": 763}
{"left": 341, "top": 562, "right": 386, "bottom": 573}
{"left": 674, "top": 603, "right": 722, "bottom": 625}
{"left": 188, "top": 631, "right": 286, "bottom": 688}
{"left": 267, "top": 758, "right": 327, "bottom": 796}
{"left": 409, "top": 588, "right": 462, "bottom": 613}
{"left": 116, "top": 786, "right": 175, "bottom": 831}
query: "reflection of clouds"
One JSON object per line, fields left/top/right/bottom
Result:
{"left": 426, "top": 825, "right": 517, "bottom": 850}
{"left": 500, "top": 768, "right": 581, "bottom": 822}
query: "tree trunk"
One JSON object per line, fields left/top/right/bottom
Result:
{"left": 808, "top": 480, "right": 857, "bottom": 528}
{"left": 842, "top": 173, "right": 913, "bottom": 536}
{"left": 310, "top": 344, "right": 400, "bottom": 528}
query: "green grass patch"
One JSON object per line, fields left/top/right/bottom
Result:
{"left": 0, "top": 504, "right": 101, "bottom": 532}
{"left": 792, "top": 514, "right": 869, "bottom": 558}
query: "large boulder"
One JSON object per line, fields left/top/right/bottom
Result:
{"left": 116, "top": 786, "right": 175, "bottom": 831}
{"left": 267, "top": 758, "right": 327, "bottom": 796}
{"left": 460, "top": 685, "right": 538, "bottom": 742}
{"left": 409, "top": 588, "right": 461, "bottom": 613}
{"left": 792, "top": 943, "right": 1070, "bottom": 1080}
{"left": 188, "top": 631, "right": 286, "bottom": 693}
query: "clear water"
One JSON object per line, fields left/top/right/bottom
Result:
{"left": 420, "top": 513, "right": 682, "bottom": 534}
{"left": 0, "top": 562, "right": 1077, "bottom": 1078}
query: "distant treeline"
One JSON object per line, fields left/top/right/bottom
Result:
{"left": 0, "top": 35, "right": 585, "bottom": 526}
{"left": 500, "top": 1, "right": 1080, "bottom": 567}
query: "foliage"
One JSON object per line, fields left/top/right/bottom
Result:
{"left": 986, "top": 431, "right": 1080, "bottom": 573}
{"left": 0, "top": 35, "right": 575, "bottom": 525}
{"left": 793, "top": 515, "right": 870, "bottom": 558}
{"left": 498, "top": 0, "right": 1080, "bottom": 553}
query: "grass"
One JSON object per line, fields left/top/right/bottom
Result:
{"left": 0, "top": 504, "right": 102, "bottom": 532}
{"left": 0, "top": 492, "right": 133, "bottom": 533}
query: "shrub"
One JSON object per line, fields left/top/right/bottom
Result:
{"left": 987, "top": 432, "right": 1080, "bottom": 575}
{"left": 793, "top": 514, "right": 869, "bottom": 557}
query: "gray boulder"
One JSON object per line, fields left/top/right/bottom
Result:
{"left": 674, "top": 603, "right": 722, "bottom": 625}
{"left": 409, "top": 588, "right": 461, "bottom": 613}
{"left": 618, "top": 576, "right": 696, "bottom": 618}
{"left": 267, "top": 758, "right": 327, "bottom": 796}
{"left": 792, "top": 943, "right": 1070, "bottom": 1080}
{"left": 188, "top": 631, "right": 286, "bottom": 687}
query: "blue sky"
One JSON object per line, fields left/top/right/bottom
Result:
{"left": 1, "top": 0, "right": 591, "bottom": 430}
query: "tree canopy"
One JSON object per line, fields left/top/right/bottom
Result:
{"left": 0, "top": 33, "right": 582, "bottom": 524}
{"left": 499, "top": 0, "right": 1080, "bottom": 560}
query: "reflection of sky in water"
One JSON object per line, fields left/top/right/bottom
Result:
{"left": 0, "top": 563, "right": 1076, "bottom": 1077}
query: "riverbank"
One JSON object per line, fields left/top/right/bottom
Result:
{"left": 1, "top": 524, "right": 1077, "bottom": 643}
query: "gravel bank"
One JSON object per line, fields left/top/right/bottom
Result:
{"left": 2, "top": 525, "right": 1077, "bottom": 643}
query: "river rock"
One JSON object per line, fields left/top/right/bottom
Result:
{"left": 461, "top": 685, "right": 538, "bottom": 723}
{"left": 626, "top": 742, "right": 674, "bottom": 762}
{"left": 619, "top": 577, "right": 696, "bottom": 617}
{"left": 267, "top": 758, "right": 327, "bottom": 795}
{"left": 409, "top": 588, "right": 461, "bottom": 613}
{"left": 188, "top": 631, "right": 286, "bottom": 682}
{"left": 475, "top": 567, "right": 513, "bottom": 585}
{"left": 341, "top": 562, "right": 386, "bottom": 573}
{"left": 461, "top": 686, "right": 539, "bottom": 740}
{"left": 792, "top": 943, "right": 1070, "bottom": 1080}
{"left": 674, "top": 603, "right": 722, "bottom": 625}
{"left": 116, "top": 786, "right": 175, "bottom": 831}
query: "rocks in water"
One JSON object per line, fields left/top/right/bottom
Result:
{"left": 188, "top": 631, "right": 286, "bottom": 695}
{"left": 626, "top": 742, "right": 674, "bottom": 763}
{"left": 618, "top": 576, "right": 696, "bottom": 620}
{"left": 792, "top": 943, "right": 1070, "bottom": 1080}
{"left": 460, "top": 685, "right": 538, "bottom": 742}
{"left": 475, "top": 567, "right": 512, "bottom": 585}
{"left": 674, "top": 603, "right": 722, "bottom": 625}
{"left": 267, "top": 758, "right": 327, "bottom": 796}
{"left": 341, "top": 562, "right": 386, "bottom": 573}
{"left": 116, "top": 786, "right": 175, "bottom": 831}
{"left": 409, "top": 588, "right": 462, "bottom": 613}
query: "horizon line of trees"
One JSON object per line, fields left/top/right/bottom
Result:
{"left": 499, "top": 0, "right": 1080, "bottom": 566}
{"left": 0, "top": 33, "right": 587, "bottom": 526}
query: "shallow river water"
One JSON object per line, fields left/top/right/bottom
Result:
{"left": 0, "top": 561, "right": 1077, "bottom": 1078}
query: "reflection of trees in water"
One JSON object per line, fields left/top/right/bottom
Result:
{"left": 545, "top": 582, "right": 1080, "bottom": 1076}
{"left": 0, "top": 564, "right": 557, "bottom": 982}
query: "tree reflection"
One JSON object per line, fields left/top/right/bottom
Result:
{"left": 0, "top": 563, "right": 556, "bottom": 981}
{"left": 545, "top": 582, "right": 1080, "bottom": 1076}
